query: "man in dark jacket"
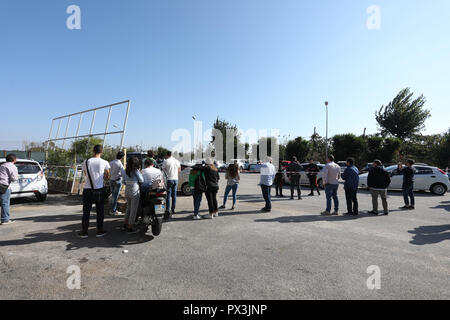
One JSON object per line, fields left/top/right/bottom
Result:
{"left": 306, "top": 159, "right": 321, "bottom": 196}
{"left": 341, "top": 157, "right": 359, "bottom": 215}
{"left": 367, "top": 160, "right": 391, "bottom": 215}
{"left": 287, "top": 157, "right": 302, "bottom": 200}
{"left": 398, "top": 159, "right": 416, "bottom": 210}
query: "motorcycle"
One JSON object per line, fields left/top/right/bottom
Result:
{"left": 137, "top": 187, "right": 165, "bottom": 236}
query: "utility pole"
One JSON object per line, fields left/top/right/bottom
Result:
{"left": 325, "top": 101, "right": 329, "bottom": 161}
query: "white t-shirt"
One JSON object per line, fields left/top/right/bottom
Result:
{"left": 142, "top": 167, "right": 163, "bottom": 186}
{"left": 109, "top": 159, "right": 124, "bottom": 181}
{"left": 83, "top": 157, "right": 110, "bottom": 189}
{"left": 162, "top": 157, "right": 181, "bottom": 180}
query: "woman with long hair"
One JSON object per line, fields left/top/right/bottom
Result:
{"left": 120, "top": 157, "right": 144, "bottom": 234}
{"left": 220, "top": 162, "right": 240, "bottom": 210}
{"left": 201, "top": 159, "right": 220, "bottom": 219}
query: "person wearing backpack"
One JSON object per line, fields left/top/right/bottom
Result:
{"left": 189, "top": 165, "right": 206, "bottom": 220}
{"left": 0, "top": 154, "right": 19, "bottom": 225}
{"left": 219, "top": 162, "right": 240, "bottom": 210}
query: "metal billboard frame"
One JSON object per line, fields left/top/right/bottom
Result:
{"left": 45, "top": 100, "right": 131, "bottom": 194}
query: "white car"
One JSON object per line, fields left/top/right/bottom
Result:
{"left": 283, "top": 164, "right": 325, "bottom": 189}
{"left": 359, "top": 165, "right": 450, "bottom": 196}
{"left": 0, "top": 159, "right": 48, "bottom": 201}
{"left": 177, "top": 164, "right": 194, "bottom": 196}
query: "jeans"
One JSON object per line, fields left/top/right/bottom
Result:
{"left": 223, "top": 184, "right": 238, "bottom": 206}
{"left": 261, "top": 184, "right": 272, "bottom": 210}
{"left": 193, "top": 191, "right": 203, "bottom": 215}
{"left": 325, "top": 184, "right": 339, "bottom": 212}
{"left": 205, "top": 189, "right": 218, "bottom": 214}
{"left": 403, "top": 184, "right": 415, "bottom": 206}
{"left": 0, "top": 188, "right": 11, "bottom": 223}
{"left": 371, "top": 189, "right": 388, "bottom": 214}
{"left": 82, "top": 189, "right": 105, "bottom": 232}
{"left": 110, "top": 180, "right": 122, "bottom": 213}
{"left": 166, "top": 180, "right": 178, "bottom": 212}
{"left": 345, "top": 188, "right": 358, "bottom": 214}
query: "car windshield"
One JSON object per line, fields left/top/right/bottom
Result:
{"left": 15, "top": 162, "right": 41, "bottom": 174}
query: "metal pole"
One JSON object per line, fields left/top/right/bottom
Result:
{"left": 61, "top": 116, "right": 71, "bottom": 149}
{"left": 55, "top": 119, "right": 62, "bottom": 148}
{"left": 46, "top": 120, "right": 54, "bottom": 150}
{"left": 103, "top": 106, "right": 112, "bottom": 148}
{"left": 119, "top": 100, "right": 131, "bottom": 150}
{"left": 325, "top": 102, "right": 329, "bottom": 161}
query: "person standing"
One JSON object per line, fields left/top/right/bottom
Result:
{"left": 287, "top": 157, "right": 303, "bottom": 200}
{"left": 79, "top": 145, "right": 110, "bottom": 238}
{"left": 0, "top": 154, "right": 19, "bottom": 225}
{"left": 274, "top": 163, "right": 284, "bottom": 197}
{"left": 367, "top": 160, "right": 391, "bottom": 216}
{"left": 341, "top": 158, "right": 359, "bottom": 215}
{"left": 189, "top": 165, "right": 205, "bottom": 220}
{"left": 220, "top": 162, "right": 240, "bottom": 210}
{"left": 306, "top": 159, "right": 321, "bottom": 196}
{"left": 161, "top": 151, "right": 181, "bottom": 219}
{"left": 399, "top": 159, "right": 416, "bottom": 210}
{"left": 321, "top": 155, "right": 341, "bottom": 216}
{"left": 260, "top": 157, "right": 276, "bottom": 212}
{"left": 201, "top": 160, "right": 220, "bottom": 219}
{"left": 109, "top": 151, "right": 125, "bottom": 216}
{"left": 121, "top": 157, "right": 144, "bottom": 233}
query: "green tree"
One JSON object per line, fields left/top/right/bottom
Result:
{"left": 331, "top": 134, "right": 366, "bottom": 165}
{"left": 375, "top": 88, "right": 431, "bottom": 139}
{"left": 212, "top": 117, "right": 241, "bottom": 161}
{"left": 285, "top": 137, "right": 310, "bottom": 162}
{"left": 437, "top": 130, "right": 450, "bottom": 169}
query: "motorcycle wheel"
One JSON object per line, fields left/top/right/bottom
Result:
{"left": 152, "top": 217, "right": 163, "bottom": 236}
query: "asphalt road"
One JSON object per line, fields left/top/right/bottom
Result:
{"left": 0, "top": 173, "right": 449, "bottom": 300}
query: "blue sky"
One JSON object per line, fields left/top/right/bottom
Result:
{"left": 1, "top": 0, "right": 449, "bottom": 150}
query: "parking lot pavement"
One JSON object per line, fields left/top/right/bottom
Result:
{"left": 1, "top": 173, "right": 449, "bottom": 300}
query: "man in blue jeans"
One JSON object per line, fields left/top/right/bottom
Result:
{"left": 0, "top": 154, "right": 19, "bottom": 225}
{"left": 259, "top": 157, "right": 276, "bottom": 213}
{"left": 109, "top": 151, "right": 125, "bottom": 216}
{"left": 321, "top": 155, "right": 341, "bottom": 216}
{"left": 162, "top": 151, "right": 181, "bottom": 220}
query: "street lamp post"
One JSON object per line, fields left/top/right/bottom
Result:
{"left": 325, "top": 101, "right": 329, "bottom": 161}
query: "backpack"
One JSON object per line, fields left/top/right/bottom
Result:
{"left": 194, "top": 172, "right": 207, "bottom": 193}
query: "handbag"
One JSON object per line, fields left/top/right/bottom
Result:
{"left": 85, "top": 159, "right": 108, "bottom": 203}
{"left": 0, "top": 184, "right": 9, "bottom": 194}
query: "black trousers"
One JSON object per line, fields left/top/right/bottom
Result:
{"left": 290, "top": 175, "right": 301, "bottom": 199}
{"left": 308, "top": 176, "right": 321, "bottom": 194}
{"left": 345, "top": 188, "right": 358, "bottom": 214}
{"left": 275, "top": 180, "right": 283, "bottom": 196}
{"left": 205, "top": 189, "right": 218, "bottom": 214}
{"left": 82, "top": 189, "right": 105, "bottom": 232}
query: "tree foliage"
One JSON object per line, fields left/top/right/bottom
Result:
{"left": 375, "top": 88, "right": 430, "bottom": 139}
{"left": 285, "top": 137, "right": 310, "bottom": 162}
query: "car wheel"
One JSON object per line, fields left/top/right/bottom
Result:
{"left": 35, "top": 193, "right": 47, "bottom": 202}
{"left": 318, "top": 179, "right": 324, "bottom": 189}
{"left": 430, "top": 183, "right": 447, "bottom": 196}
{"left": 181, "top": 183, "right": 192, "bottom": 196}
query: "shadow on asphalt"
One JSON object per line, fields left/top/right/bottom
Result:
{"left": 11, "top": 193, "right": 83, "bottom": 206}
{"left": 430, "top": 201, "right": 450, "bottom": 213}
{"left": 253, "top": 212, "right": 386, "bottom": 224}
{"left": 0, "top": 218, "right": 154, "bottom": 250}
{"left": 408, "top": 224, "right": 450, "bottom": 245}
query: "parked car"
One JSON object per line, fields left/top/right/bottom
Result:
{"left": 359, "top": 162, "right": 394, "bottom": 174}
{"left": 358, "top": 165, "right": 450, "bottom": 195}
{"left": 283, "top": 163, "right": 325, "bottom": 189}
{"left": 177, "top": 164, "right": 194, "bottom": 196}
{"left": 336, "top": 161, "right": 347, "bottom": 173}
{"left": 247, "top": 163, "right": 263, "bottom": 173}
{"left": 0, "top": 158, "right": 48, "bottom": 201}
{"left": 227, "top": 159, "right": 246, "bottom": 170}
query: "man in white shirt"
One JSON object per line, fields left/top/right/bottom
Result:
{"left": 109, "top": 151, "right": 124, "bottom": 216}
{"left": 79, "top": 145, "right": 110, "bottom": 238}
{"left": 161, "top": 151, "right": 181, "bottom": 217}
{"left": 321, "top": 155, "right": 341, "bottom": 216}
{"left": 260, "top": 157, "right": 276, "bottom": 212}
{"left": 142, "top": 158, "right": 163, "bottom": 189}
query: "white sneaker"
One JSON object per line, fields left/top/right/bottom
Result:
{"left": 213, "top": 212, "right": 219, "bottom": 217}
{"left": 193, "top": 215, "right": 201, "bottom": 220}
{"left": 1, "top": 220, "right": 15, "bottom": 225}
{"left": 320, "top": 211, "right": 331, "bottom": 216}
{"left": 203, "top": 214, "right": 213, "bottom": 219}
